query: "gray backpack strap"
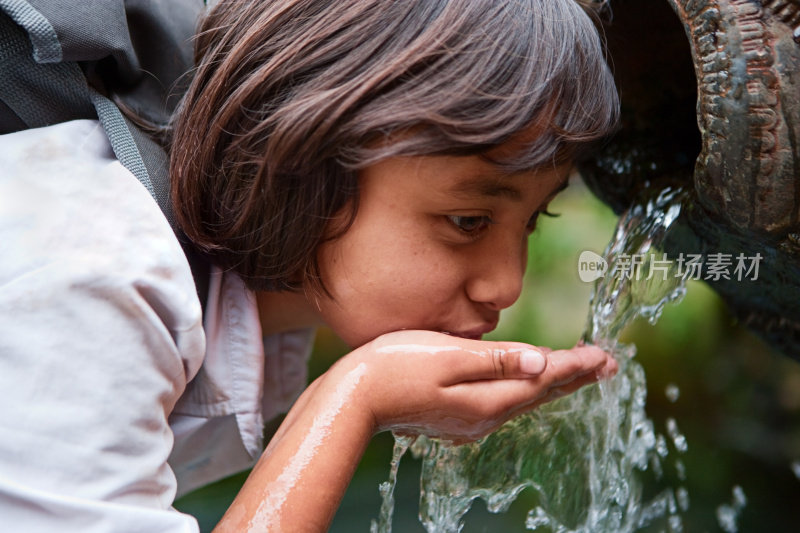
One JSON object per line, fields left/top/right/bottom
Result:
{"left": 90, "top": 88, "right": 183, "bottom": 236}
{"left": 0, "top": 7, "right": 94, "bottom": 129}
{"left": 0, "top": 1, "right": 208, "bottom": 305}
{"left": 88, "top": 89, "right": 156, "bottom": 202}
{"left": 0, "top": 5, "right": 156, "bottom": 199}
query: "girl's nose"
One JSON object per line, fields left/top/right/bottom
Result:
{"left": 465, "top": 241, "right": 526, "bottom": 311}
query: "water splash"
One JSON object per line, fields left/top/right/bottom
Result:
{"left": 370, "top": 435, "right": 414, "bottom": 533}
{"left": 373, "top": 187, "right": 691, "bottom": 532}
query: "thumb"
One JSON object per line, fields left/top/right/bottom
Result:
{"left": 453, "top": 341, "right": 548, "bottom": 381}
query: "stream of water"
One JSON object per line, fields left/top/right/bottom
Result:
{"left": 372, "top": 186, "right": 699, "bottom": 532}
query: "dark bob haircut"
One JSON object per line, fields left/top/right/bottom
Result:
{"left": 169, "top": 0, "right": 619, "bottom": 294}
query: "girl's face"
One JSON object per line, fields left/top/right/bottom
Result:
{"left": 311, "top": 154, "right": 569, "bottom": 348}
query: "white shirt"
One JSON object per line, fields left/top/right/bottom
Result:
{"left": 0, "top": 120, "right": 314, "bottom": 531}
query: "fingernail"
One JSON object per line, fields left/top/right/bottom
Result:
{"left": 520, "top": 349, "right": 546, "bottom": 374}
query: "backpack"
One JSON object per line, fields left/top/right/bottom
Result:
{"left": 0, "top": 0, "right": 210, "bottom": 306}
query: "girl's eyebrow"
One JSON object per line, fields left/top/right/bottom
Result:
{"left": 449, "top": 174, "right": 570, "bottom": 202}
{"left": 448, "top": 176, "right": 523, "bottom": 201}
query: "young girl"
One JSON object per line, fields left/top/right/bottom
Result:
{"left": 0, "top": 0, "right": 618, "bottom": 531}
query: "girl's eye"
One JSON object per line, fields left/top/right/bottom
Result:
{"left": 447, "top": 215, "right": 494, "bottom": 235}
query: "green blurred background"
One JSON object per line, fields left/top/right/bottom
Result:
{"left": 175, "top": 179, "right": 800, "bottom": 532}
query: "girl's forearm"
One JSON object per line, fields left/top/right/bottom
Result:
{"left": 213, "top": 361, "right": 375, "bottom": 532}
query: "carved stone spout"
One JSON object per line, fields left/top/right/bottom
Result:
{"left": 671, "top": 0, "right": 800, "bottom": 234}
{"left": 580, "top": 0, "right": 800, "bottom": 358}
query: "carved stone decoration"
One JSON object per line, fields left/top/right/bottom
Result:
{"left": 580, "top": 0, "right": 800, "bottom": 358}
{"left": 668, "top": 0, "right": 800, "bottom": 235}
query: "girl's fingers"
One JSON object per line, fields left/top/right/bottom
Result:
{"left": 370, "top": 331, "right": 549, "bottom": 381}
{"left": 443, "top": 343, "right": 549, "bottom": 382}
{"left": 371, "top": 331, "right": 613, "bottom": 385}
{"left": 449, "top": 343, "right": 609, "bottom": 386}
{"left": 540, "top": 345, "right": 614, "bottom": 386}
{"left": 444, "top": 347, "right": 615, "bottom": 416}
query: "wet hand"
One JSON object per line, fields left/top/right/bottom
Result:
{"left": 331, "top": 330, "right": 617, "bottom": 443}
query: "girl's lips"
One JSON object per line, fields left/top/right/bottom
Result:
{"left": 443, "top": 323, "right": 498, "bottom": 340}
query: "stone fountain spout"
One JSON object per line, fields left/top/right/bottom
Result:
{"left": 579, "top": 0, "right": 800, "bottom": 358}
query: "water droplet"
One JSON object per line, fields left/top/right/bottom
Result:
{"left": 732, "top": 485, "right": 746, "bottom": 510}
{"left": 667, "top": 489, "right": 677, "bottom": 515}
{"left": 666, "top": 417, "right": 688, "bottom": 453}
{"left": 676, "top": 486, "right": 690, "bottom": 511}
{"left": 716, "top": 485, "right": 747, "bottom": 533}
{"left": 675, "top": 459, "right": 686, "bottom": 481}
{"left": 791, "top": 460, "right": 800, "bottom": 481}
{"left": 716, "top": 504, "right": 738, "bottom": 533}
{"left": 655, "top": 433, "right": 669, "bottom": 457}
{"left": 665, "top": 383, "right": 680, "bottom": 402}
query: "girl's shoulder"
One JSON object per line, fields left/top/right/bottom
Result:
{"left": 2, "top": 121, "right": 185, "bottom": 264}
{"left": 0, "top": 118, "right": 203, "bottom": 336}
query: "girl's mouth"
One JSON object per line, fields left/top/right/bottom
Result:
{"left": 441, "top": 322, "right": 498, "bottom": 340}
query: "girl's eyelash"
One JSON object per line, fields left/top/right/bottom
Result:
{"left": 526, "top": 209, "right": 560, "bottom": 232}
{"left": 447, "top": 210, "right": 559, "bottom": 237}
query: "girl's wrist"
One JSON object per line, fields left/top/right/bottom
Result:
{"left": 312, "top": 350, "right": 381, "bottom": 437}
